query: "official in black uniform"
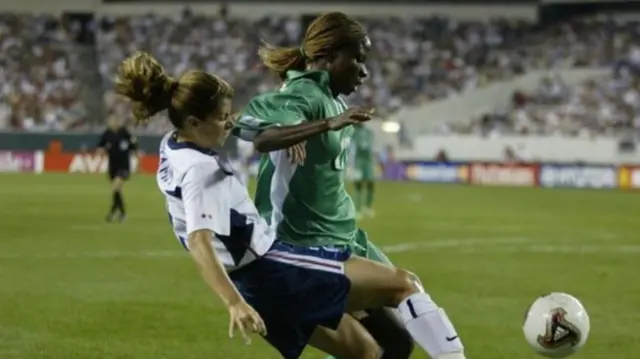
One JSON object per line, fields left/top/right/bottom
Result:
{"left": 97, "top": 117, "right": 138, "bottom": 222}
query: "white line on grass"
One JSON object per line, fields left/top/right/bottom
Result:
{"left": 454, "top": 244, "right": 640, "bottom": 254}
{"left": 0, "top": 237, "right": 637, "bottom": 259}
{"left": 381, "top": 237, "right": 531, "bottom": 253}
{"left": 383, "top": 241, "right": 640, "bottom": 254}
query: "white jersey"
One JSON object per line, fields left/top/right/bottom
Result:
{"left": 156, "top": 132, "right": 275, "bottom": 271}
{"left": 233, "top": 138, "right": 254, "bottom": 187}
{"left": 237, "top": 138, "right": 254, "bottom": 161}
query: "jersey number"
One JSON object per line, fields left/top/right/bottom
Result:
{"left": 332, "top": 137, "right": 351, "bottom": 171}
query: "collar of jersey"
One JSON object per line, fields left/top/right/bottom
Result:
{"left": 167, "top": 132, "right": 218, "bottom": 156}
{"left": 286, "top": 70, "right": 331, "bottom": 92}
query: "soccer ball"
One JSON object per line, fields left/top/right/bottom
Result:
{"left": 522, "top": 292, "right": 590, "bottom": 358}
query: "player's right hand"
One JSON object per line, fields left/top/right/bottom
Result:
{"left": 228, "top": 300, "right": 267, "bottom": 344}
{"left": 286, "top": 141, "right": 306, "bottom": 165}
{"left": 328, "top": 108, "right": 374, "bottom": 130}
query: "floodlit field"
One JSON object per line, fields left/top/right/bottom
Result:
{"left": 0, "top": 173, "right": 638, "bottom": 359}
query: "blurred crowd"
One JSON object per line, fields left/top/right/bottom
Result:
{"left": 98, "top": 12, "right": 299, "bottom": 133}
{"left": 444, "top": 70, "right": 640, "bottom": 138}
{"left": 0, "top": 14, "right": 85, "bottom": 131}
{"left": 2, "top": 10, "right": 640, "bottom": 137}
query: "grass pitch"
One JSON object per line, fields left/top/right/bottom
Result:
{"left": 0, "top": 173, "right": 638, "bottom": 359}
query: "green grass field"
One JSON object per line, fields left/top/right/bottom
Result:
{"left": 0, "top": 173, "right": 638, "bottom": 359}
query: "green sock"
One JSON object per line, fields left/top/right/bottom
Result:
{"left": 365, "top": 182, "right": 374, "bottom": 208}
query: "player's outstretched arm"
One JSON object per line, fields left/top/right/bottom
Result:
{"left": 251, "top": 108, "right": 373, "bottom": 153}
{"left": 189, "top": 230, "right": 243, "bottom": 306}
{"left": 188, "top": 230, "right": 267, "bottom": 342}
{"left": 252, "top": 120, "right": 330, "bottom": 152}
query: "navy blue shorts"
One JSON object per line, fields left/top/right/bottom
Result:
{"left": 230, "top": 241, "right": 352, "bottom": 359}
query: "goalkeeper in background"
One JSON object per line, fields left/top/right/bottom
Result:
{"left": 352, "top": 123, "right": 377, "bottom": 219}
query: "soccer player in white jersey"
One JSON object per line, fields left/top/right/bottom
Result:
{"left": 114, "top": 51, "right": 467, "bottom": 359}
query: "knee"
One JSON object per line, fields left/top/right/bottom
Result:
{"left": 348, "top": 335, "right": 382, "bottom": 359}
{"left": 362, "top": 341, "right": 383, "bottom": 359}
{"left": 389, "top": 268, "right": 422, "bottom": 306}
{"left": 112, "top": 180, "right": 123, "bottom": 190}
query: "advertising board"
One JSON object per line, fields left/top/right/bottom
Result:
{"left": 7, "top": 152, "right": 640, "bottom": 193}
{"left": 0, "top": 151, "right": 42, "bottom": 173}
{"left": 42, "top": 152, "right": 159, "bottom": 174}
{"left": 469, "top": 163, "right": 538, "bottom": 186}
{"left": 539, "top": 165, "right": 617, "bottom": 189}
{"left": 618, "top": 166, "right": 640, "bottom": 189}
{"left": 404, "top": 162, "right": 469, "bottom": 183}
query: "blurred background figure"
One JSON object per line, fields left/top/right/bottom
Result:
{"left": 96, "top": 115, "right": 138, "bottom": 223}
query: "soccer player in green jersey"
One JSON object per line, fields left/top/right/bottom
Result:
{"left": 234, "top": 12, "right": 465, "bottom": 359}
{"left": 351, "top": 123, "right": 377, "bottom": 219}
{"left": 234, "top": 12, "right": 413, "bottom": 359}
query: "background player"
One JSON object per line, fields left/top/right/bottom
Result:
{"left": 96, "top": 115, "right": 138, "bottom": 222}
{"left": 351, "top": 123, "right": 377, "bottom": 219}
{"left": 115, "top": 50, "right": 467, "bottom": 359}
{"left": 235, "top": 12, "right": 414, "bottom": 359}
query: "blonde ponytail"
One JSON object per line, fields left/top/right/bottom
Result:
{"left": 114, "top": 51, "right": 178, "bottom": 124}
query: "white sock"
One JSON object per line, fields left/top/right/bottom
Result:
{"left": 397, "top": 292, "right": 465, "bottom": 359}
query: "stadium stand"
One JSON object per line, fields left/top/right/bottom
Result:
{"left": 434, "top": 18, "right": 640, "bottom": 138}
{"left": 435, "top": 69, "right": 640, "bottom": 137}
{"left": 97, "top": 12, "right": 300, "bottom": 133}
{"left": 93, "top": 15, "right": 640, "bottom": 134}
{"left": 1, "top": 4, "right": 639, "bottom": 140}
{"left": 0, "top": 13, "right": 85, "bottom": 131}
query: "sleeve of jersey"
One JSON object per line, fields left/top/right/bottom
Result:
{"left": 181, "top": 164, "right": 231, "bottom": 236}
{"left": 233, "top": 92, "right": 313, "bottom": 141}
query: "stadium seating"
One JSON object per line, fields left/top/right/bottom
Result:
{"left": 2, "top": 11, "right": 639, "bottom": 137}
{"left": 0, "top": 13, "right": 85, "bottom": 131}
{"left": 438, "top": 65, "right": 640, "bottom": 137}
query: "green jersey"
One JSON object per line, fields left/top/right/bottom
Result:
{"left": 234, "top": 70, "right": 357, "bottom": 246}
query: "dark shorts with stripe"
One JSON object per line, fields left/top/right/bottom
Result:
{"left": 230, "top": 241, "right": 352, "bottom": 359}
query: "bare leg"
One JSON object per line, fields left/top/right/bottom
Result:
{"left": 344, "top": 257, "right": 466, "bottom": 359}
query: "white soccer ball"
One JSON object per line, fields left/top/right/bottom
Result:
{"left": 522, "top": 292, "right": 590, "bottom": 358}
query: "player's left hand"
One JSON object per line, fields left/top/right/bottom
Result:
{"left": 228, "top": 300, "right": 267, "bottom": 344}
{"left": 286, "top": 141, "right": 306, "bottom": 165}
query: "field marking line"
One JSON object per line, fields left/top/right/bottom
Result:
{"left": 381, "top": 237, "right": 531, "bottom": 253}
{"left": 451, "top": 244, "right": 640, "bottom": 254}
{"left": 0, "top": 238, "right": 517, "bottom": 259}
{"left": 1, "top": 237, "right": 639, "bottom": 259}
{"left": 379, "top": 220, "right": 623, "bottom": 241}
{"left": 0, "top": 250, "right": 181, "bottom": 259}
{"left": 383, "top": 240, "right": 640, "bottom": 254}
